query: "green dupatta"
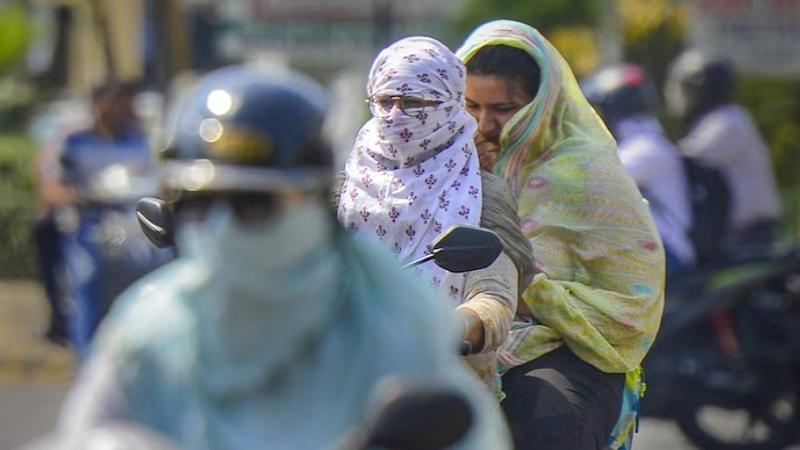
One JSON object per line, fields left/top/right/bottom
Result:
{"left": 457, "top": 20, "right": 664, "bottom": 375}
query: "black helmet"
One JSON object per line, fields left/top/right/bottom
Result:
{"left": 665, "top": 50, "right": 735, "bottom": 124}
{"left": 581, "top": 64, "right": 659, "bottom": 130}
{"left": 161, "top": 65, "right": 332, "bottom": 194}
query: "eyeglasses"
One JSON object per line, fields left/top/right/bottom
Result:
{"left": 366, "top": 95, "right": 443, "bottom": 118}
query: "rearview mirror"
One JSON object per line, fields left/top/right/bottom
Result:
{"left": 404, "top": 225, "right": 503, "bottom": 273}
{"left": 136, "top": 197, "right": 175, "bottom": 249}
{"left": 338, "top": 377, "right": 474, "bottom": 450}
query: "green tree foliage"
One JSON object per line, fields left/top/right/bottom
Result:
{"left": 0, "top": 2, "right": 32, "bottom": 74}
{"left": 737, "top": 78, "right": 800, "bottom": 235}
{"left": 0, "top": 134, "right": 37, "bottom": 278}
{"left": 452, "top": 0, "right": 601, "bottom": 36}
{"left": 619, "top": 0, "right": 687, "bottom": 94}
{"left": 450, "top": 0, "right": 605, "bottom": 75}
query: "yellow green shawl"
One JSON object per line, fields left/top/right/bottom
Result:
{"left": 457, "top": 20, "right": 664, "bottom": 375}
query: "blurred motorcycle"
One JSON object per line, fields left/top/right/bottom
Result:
{"left": 641, "top": 246, "right": 800, "bottom": 449}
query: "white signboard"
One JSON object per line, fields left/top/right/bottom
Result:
{"left": 690, "top": 0, "right": 800, "bottom": 76}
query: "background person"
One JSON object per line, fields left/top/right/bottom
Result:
{"left": 458, "top": 20, "right": 665, "bottom": 450}
{"left": 666, "top": 50, "right": 781, "bottom": 254}
{"left": 44, "top": 81, "right": 160, "bottom": 355}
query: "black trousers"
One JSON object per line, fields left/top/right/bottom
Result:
{"left": 501, "top": 346, "right": 624, "bottom": 450}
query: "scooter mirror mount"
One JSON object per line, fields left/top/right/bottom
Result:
{"left": 136, "top": 197, "right": 175, "bottom": 249}
{"left": 403, "top": 225, "right": 503, "bottom": 273}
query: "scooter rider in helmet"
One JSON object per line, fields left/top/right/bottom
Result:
{"left": 583, "top": 64, "right": 695, "bottom": 275}
{"left": 51, "top": 65, "right": 511, "bottom": 449}
{"left": 666, "top": 50, "right": 781, "bottom": 252}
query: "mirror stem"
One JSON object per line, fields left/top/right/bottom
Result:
{"left": 402, "top": 253, "right": 436, "bottom": 269}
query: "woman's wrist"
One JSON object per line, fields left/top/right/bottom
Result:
{"left": 457, "top": 308, "right": 485, "bottom": 353}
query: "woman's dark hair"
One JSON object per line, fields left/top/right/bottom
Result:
{"left": 464, "top": 45, "right": 541, "bottom": 101}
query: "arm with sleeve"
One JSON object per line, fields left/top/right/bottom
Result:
{"left": 460, "top": 171, "right": 536, "bottom": 353}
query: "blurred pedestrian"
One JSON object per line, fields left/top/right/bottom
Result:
{"left": 46, "top": 81, "right": 157, "bottom": 354}
{"left": 32, "top": 96, "right": 94, "bottom": 346}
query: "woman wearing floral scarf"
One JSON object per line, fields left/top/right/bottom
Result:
{"left": 457, "top": 21, "right": 665, "bottom": 450}
{"left": 337, "top": 36, "right": 534, "bottom": 398}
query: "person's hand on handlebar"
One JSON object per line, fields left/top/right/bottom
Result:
{"left": 457, "top": 308, "right": 485, "bottom": 355}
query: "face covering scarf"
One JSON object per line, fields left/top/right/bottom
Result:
{"left": 458, "top": 21, "right": 665, "bottom": 449}
{"left": 339, "top": 36, "right": 482, "bottom": 303}
{"left": 177, "top": 201, "right": 342, "bottom": 398}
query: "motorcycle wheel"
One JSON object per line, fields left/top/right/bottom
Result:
{"left": 674, "top": 390, "right": 800, "bottom": 450}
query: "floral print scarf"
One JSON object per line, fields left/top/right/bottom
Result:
{"left": 339, "top": 36, "right": 482, "bottom": 302}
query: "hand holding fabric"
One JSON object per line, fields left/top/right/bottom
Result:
{"left": 474, "top": 132, "right": 501, "bottom": 172}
